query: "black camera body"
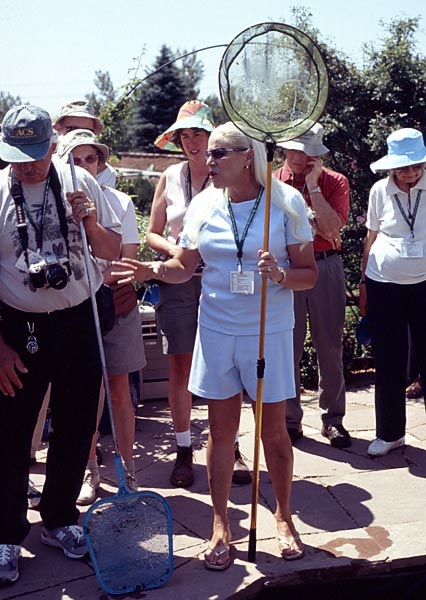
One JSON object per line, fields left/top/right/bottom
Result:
{"left": 29, "top": 253, "right": 72, "bottom": 290}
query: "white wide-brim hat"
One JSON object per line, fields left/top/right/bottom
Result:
{"left": 56, "top": 129, "right": 109, "bottom": 163}
{"left": 277, "top": 123, "right": 329, "bottom": 157}
{"left": 370, "top": 128, "right": 426, "bottom": 173}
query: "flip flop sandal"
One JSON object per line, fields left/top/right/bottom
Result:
{"left": 277, "top": 534, "right": 305, "bottom": 561}
{"left": 204, "top": 544, "right": 233, "bottom": 571}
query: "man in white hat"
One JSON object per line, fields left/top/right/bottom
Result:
{"left": 0, "top": 105, "right": 121, "bottom": 584}
{"left": 274, "top": 123, "right": 351, "bottom": 448}
{"left": 53, "top": 100, "right": 103, "bottom": 136}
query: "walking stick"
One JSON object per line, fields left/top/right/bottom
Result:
{"left": 218, "top": 22, "right": 329, "bottom": 561}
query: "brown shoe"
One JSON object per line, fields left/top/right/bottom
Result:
{"left": 232, "top": 442, "right": 252, "bottom": 485}
{"left": 170, "top": 445, "right": 194, "bottom": 488}
{"left": 406, "top": 376, "right": 423, "bottom": 399}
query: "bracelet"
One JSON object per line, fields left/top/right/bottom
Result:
{"left": 359, "top": 279, "right": 366, "bottom": 285}
{"left": 308, "top": 186, "right": 321, "bottom": 194}
{"left": 274, "top": 267, "right": 287, "bottom": 285}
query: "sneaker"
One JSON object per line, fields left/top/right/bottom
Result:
{"left": 406, "top": 376, "right": 423, "bottom": 399}
{"left": 368, "top": 436, "right": 406, "bottom": 457}
{"left": 125, "top": 472, "right": 138, "bottom": 491}
{"left": 321, "top": 423, "right": 351, "bottom": 448}
{"left": 41, "top": 525, "right": 88, "bottom": 559}
{"left": 77, "top": 470, "right": 100, "bottom": 506}
{"left": 232, "top": 442, "right": 252, "bottom": 485}
{"left": 170, "top": 445, "right": 194, "bottom": 488}
{"left": 0, "top": 544, "right": 20, "bottom": 584}
{"left": 28, "top": 479, "right": 42, "bottom": 509}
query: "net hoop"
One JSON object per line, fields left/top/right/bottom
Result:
{"left": 219, "top": 22, "right": 329, "bottom": 143}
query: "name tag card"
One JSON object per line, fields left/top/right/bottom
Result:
{"left": 401, "top": 241, "right": 423, "bottom": 258}
{"left": 230, "top": 270, "right": 255, "bottom": 294}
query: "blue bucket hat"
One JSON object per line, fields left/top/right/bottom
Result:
{"left": 370, "top": 128, "right": 426, "bottom": 173}
{"left": 0, "top": 105, "right": 55, "bottom": 162}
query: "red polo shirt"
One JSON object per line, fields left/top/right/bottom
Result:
{"left": 273, "top": 162, "right": 350, "bottom": 252}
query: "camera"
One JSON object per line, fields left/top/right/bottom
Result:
{"left": 29, "top": 253, "right": 72, "bottom": 290}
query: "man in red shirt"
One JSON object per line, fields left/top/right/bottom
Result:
{"left": 274, "top": 123, "right": 351, "bottom": 448}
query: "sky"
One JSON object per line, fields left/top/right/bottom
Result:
{"left": 1, "top": 0, "right": 425, "bottom": 119}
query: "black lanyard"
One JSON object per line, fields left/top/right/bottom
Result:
{"left": 184, "top": 165, "right": 210, "bottom": 206}
{"left": 22, "top": 177, "right": 51, "bottom": 251}
{"left": 226, "top": 186, "right": 264, "bottom": 272}
{"left": 394, "top": 189, "right": 422, "bottom": 239}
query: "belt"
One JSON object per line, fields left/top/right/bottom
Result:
{"left": 314, "top": 249, "right": 341, "bottom": 261}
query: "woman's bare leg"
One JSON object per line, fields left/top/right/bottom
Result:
{"left": 205, "top": 394, "right": 241, "bottom": 566}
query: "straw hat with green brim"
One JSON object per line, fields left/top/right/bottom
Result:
{"left": 154, "top": 100, "right": 215, "bottom": 152}
{"left": 57, "top": 129, "right": 109, "bottom": 163}
{"left": 53, "top": 100, "right": 103, "bottom": 135}
{"left": 370, "top": 128, "right": 426, "bottom": 173}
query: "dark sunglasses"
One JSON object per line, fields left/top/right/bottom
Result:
{"left": 205, "top": 147, "right": 249, "bottom": 160}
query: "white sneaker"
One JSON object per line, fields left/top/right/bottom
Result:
{"left": 368, "top": 436, "right": 405, "bottom": 457}
{"left": 125, "top": 472, "right": 138, "bottom": 492}
{"left": 77, "top": 470, "right": 100, "bottom": 506}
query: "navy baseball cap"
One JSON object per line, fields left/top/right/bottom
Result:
{"left": 0, "top": 105, "right": 54, "bottom": 162}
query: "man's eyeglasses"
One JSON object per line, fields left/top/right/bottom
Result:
{"left": 205, "top": 147, "right": 249, "bottom": 160}
{"left": 72, "top": 153, "right": 99, "bottom": 166}
{"left": 395, "top": 163, "right": 425, "bottom": 173}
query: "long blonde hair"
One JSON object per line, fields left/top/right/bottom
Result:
{"left": 181, "top": 122, "right": 311, "bottom": 248}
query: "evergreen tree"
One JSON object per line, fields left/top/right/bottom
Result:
{"left": 0, "top": 91, "right": 22, "bottom": 121}
{"left": 129, "top": 45, "right": 188, "bottom": 152}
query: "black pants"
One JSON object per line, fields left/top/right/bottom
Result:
{"left": 367, "top": 278, "right": 426, "bottom": 441}
{"left": 0, "top": 298, "right": 101, "bottom": 544}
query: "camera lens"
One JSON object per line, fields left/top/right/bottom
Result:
{"left": 46, "top": 264, "right": 68, "bottom": 290}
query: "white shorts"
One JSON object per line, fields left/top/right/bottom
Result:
{"left": 188, "top": 326, "right": 295, "bottom": 403}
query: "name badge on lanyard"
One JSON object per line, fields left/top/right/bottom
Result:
{"left": 230, "top": 270, "right": 255, "bottom": 294}
{"left": 394, "top": 189, "right": 423, "bottom": 258}
{"left": 401, "top": 240, "right": 423, "bottom": 258}
{"left": 226, "top": 186, "right": 264, "bottom": 294}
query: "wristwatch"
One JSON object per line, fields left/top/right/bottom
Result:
{"left": 308, "top": 186, "right": 322, "bottom": 194}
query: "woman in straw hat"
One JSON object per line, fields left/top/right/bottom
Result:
{"left": 148, "top": 101, "right": 251, "bottom": 489}
{"left": 360, "top": 128, "right": 426, "bottom": 457}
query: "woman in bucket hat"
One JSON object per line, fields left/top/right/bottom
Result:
{"left": 57, "top": 129, "right": 146, "bottom": 502}
{"left": 360, "top": 128, "right": 426, "bottom": 457}
{"left": 147, "top": 101, "right": 251, "bottom": 488}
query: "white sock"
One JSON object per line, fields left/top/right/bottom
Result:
{"left": 175, "top": 430, "right": 191, "bottom": 447}
{"left": 235, "top": 431, "right": 240, "bottom": 444}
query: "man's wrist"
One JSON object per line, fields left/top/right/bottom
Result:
{"left": 308, "top": 185, "right": 322, "bottom": 195}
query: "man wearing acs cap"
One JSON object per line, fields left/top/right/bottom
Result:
{"left": 0, "top": 105, "right": 121, "bottom": 584}
{"left": 274, "top": 123, "right": 351, "bottom": 448}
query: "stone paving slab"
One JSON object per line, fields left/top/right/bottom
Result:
{"left": 2, "top": 383, "right": 426, "bottom": 599}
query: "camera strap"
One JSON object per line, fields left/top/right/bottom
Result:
{"left": 10, "top": 164, "right": 71, "bottom": 270}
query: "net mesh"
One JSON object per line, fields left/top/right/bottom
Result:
{"left": 84, "top": 491, "right": 173, "bottom": 593}
{"left": 219, "top": 22, "right": 329, "bottom": 142}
